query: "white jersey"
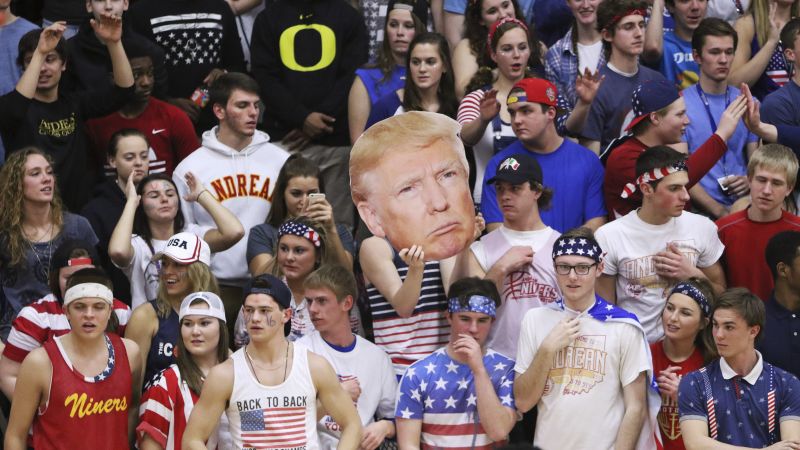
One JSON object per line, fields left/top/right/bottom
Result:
{"left": 470, "top": 225, "right": 561, "bottom": 357}
{"left": 595, "top": 210, "right": 724, "bottom": 342}
{"left": 297, "top": 332, "right": 397, "bottom": 449}
{"left": 173, "top": 128, "right": 289, "bottom": 284}
{"left": 116, "top": 223, "right": 210, "bottom": 309}
{"left": 226, "top": 345, "right": 319, "bottom": 450}
{"left": 515, "top": 305, "right": 651, "bottom": 450}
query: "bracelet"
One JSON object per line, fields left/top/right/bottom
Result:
{"left": 197, "top": 190, "right": 210, "bottom": 202}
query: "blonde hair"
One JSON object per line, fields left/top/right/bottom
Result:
{"left": 0, "top": 148, "right": 64, "bottom": 268}
{"left": 750, "top": 0, "right": 800, "bottom": 47}
{"left": 747, "top": 143, "right": 798, "bottom": 188}
{"left": 155, "top": 260, "right": 220, "bottom": 318}
{"left": 349, "top": 111, "right": 469, "bottom": 203}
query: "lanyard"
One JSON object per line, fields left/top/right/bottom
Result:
{"left": 696, "top": 84, "right": 731, "bottom": 175}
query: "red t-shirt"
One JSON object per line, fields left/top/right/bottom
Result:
{"left": 34, "top": 333, "right": 131, "bottom": 449}
{"left": 717, "top": 208, "right": 800, "bottom": 301}
{"left": 85, "top": 97, "right": 199, "bottom": 176}
{"left": 650, "top": 340, "right": 705, "bottom": 450}
{"left": 604, "top": 134, "right": 727, "bottom": 219}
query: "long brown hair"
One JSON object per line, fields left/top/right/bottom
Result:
{"left": 403, "top": 32, "right": 459, "bottom": 118}
{"left": 464, "top": 0, "right": 527, "bottom": 67}
{"left": 665, "top": 277, "right": 718, "bottom": 363}
{"left": 0, "top": 148, "right": 64, "bottom": 269}
{"left": 175, "top": 298, "right": 230, "bottom": 394}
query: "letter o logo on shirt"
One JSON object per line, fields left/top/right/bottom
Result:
{"left": 279, "top": 24, "right": 337, "bottom": 72}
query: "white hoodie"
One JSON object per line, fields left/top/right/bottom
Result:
{"left": 173, "top": 127, "right": 289, "bottom": 284}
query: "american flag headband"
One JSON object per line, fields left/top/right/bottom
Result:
{"left": 448, "top": 295, "right": 497, "bottom": 318}
{"left": 278, "top": 221, "right": 321, "bottom": 248}
{"left": 669, "top": 281, "right": 710, "bottom": 316}
{"left": 620, "top": 160, "right": 688, "bottom": 199}
{"left": 552, "top": 236, "right": 602, "bottom": 263}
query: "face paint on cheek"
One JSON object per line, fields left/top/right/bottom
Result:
{"left": 266, "top": 314, "right": 277, "bottom": 327}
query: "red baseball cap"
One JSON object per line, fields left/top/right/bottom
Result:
{"left": 507, "top": 78, "right": 558, "bottom": 108}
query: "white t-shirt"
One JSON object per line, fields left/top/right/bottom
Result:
{"left": 297, "top": 332, "right": 397, "bottom": 449}
{"left": 117, "top": 223, "right": 209, "bottom": 309}
{"left": 577, "top": 40, "right": 603, "bottom": 74}
{"left": 595, "top": 210, "right": 724, "bottom": 342}
{"left": 515, "top": 305, "right": 651, "bottom": 450}
{"left": 470, "top": 225, "right": 555, "bottom": 270}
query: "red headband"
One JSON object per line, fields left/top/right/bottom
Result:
{"left": 605, "top": 8, "right": 647, "bottom": 31}
{"left": 487, "top": 17, "right": 529, "bottom": 55}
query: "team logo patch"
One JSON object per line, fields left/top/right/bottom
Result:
{"left": 499, "top": 157, "right": 520, "bottom": 171}
{"left": 546, "top": 87, "right": 555, "bottom": 102}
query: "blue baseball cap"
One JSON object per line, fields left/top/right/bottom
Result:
{"left": 625, "top": 79, "right": 681, "bottom": 132}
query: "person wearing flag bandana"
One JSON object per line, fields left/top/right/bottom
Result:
{"left": 596, "top": 146, "right": 727, "bottom": 342}
{"left": 514, "top": 227, "right": 656, "bottom": 450}
{"left": 678, "top": 288, "right": 800, "bottom": 449}
{"left": 395, "top": 277, "right": 517, "bottom": 449}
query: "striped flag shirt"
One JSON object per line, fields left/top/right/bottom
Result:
{"left": 396, "top": 348, "right": 516, "bottom": 449}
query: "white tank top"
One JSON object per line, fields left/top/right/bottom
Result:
{"left": 226, "top": 345, "right": 319, "bottom": 450}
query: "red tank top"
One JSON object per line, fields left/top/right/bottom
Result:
{"left": 34, "top": 333, "right": 132, "bottom": 450}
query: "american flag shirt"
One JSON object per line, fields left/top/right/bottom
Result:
{"left": 396, "top": 347, "right": 516, "bottom": 449}
{"left": 750, "top": 36, "right": 790, "bottom": 100}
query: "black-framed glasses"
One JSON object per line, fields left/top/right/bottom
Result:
{"left": 554, "top": 263, "right": 597, "bottom": 276}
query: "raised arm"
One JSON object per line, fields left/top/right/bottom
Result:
{"left": 310, "top": 353, "right": 363, "bottom": 450}
{"left": 182, "top": 361, "right": 235, "bottom": 450}
{"left": 304, "top": 196, "right": 353, "bottom": 269}
{"left": 107, "top": 175, "right": 139, "bottom": 268}
{"left": 16, "top": 22, "right": 66, "bottom": 98}
{"left": 729, "top": 11, "right": 782, "bottom": 87}
{"left": 181, "top": 171, "right": 245, "bottom": 252}
{"left": 642, "top": 0, "right": 665, "bottom": 65}
{"left": 459, "top": 89, "right": 498, "bottom": 146}
{"left": 359, "top": 237, "right": 425, "bottom": 318}
{"left": 92, "top": 11, "right": 134, "bottom": 88}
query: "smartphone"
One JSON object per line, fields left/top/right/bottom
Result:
{"left": 308, "top": 193, "right": 326, "bottom": 201}
{"left": 717, "top": 176, "right": 731, "bottom": 195}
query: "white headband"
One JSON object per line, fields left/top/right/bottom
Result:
{"left": 63, "top": 283, "right": 113, "bottom": 306}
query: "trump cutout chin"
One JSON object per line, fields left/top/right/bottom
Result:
{"left": 350, "top": 111, "right": 476, "bottom": 261}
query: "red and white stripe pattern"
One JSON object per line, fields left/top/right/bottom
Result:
{"left": 373, "top": 310, "right": 450, "bottom": 378}
{"left": 240, "top": 407, "right": 307, "bottom": 448}
{"left": 767, "top": 389, "right": 777, "bottom": 435}
{"left": 456, "top": 90, "right": 485, "bottom": 125}
{"left": 699, "top": 367, "right": 718, "bottom": 440}
{"left": 137, "top": 366, "right": 196, "bottom": 450}
{"left": 3, "top": 294, "right": 130, "bottom": 363}
{"left": 620, "top": 161, "right": 687, "bottom": 199}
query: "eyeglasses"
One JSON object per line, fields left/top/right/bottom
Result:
{"left": 554, "top": 263, "right": 597, "bottom": 275}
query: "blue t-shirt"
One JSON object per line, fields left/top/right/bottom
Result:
{"left": 583, "top": 64, "right": 665, "bottom": 150}
{"left": 356, "top": 66, "right": 406, "bottom": 106}
{"left": 659, "top": 31, "right": 698, "bottom": 89}
{"left": 481, "top": 139, "right": 607, "bottom": 231}
{"left": 0, "top": 18, "right": 39, "bottom": 161}
{"left": 684, "top": 84, "right": 756, "bottom": 205}
{"left": 762, "top": 79, "right": 800, "bottom": 127}
{"left": 678, "top": 356, "right": 800, "bottom": 446}
{"left": 366, "top": 91, "right": 403, "bottom": 128}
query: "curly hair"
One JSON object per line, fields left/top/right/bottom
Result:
{"left": 0, "top": 148, "right": 64, "bottom": 269}
{"left": 464, "top": 0, "right": 527, "bottom": 67}
{"left": 464, "top": 19, "right": 545, "bottom": 94}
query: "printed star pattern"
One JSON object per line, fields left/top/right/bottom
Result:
{"left": 149, "top": 14, "right": 224, "bottom": 67}
{"left": 395, "top": 348, "right": 516, "bottom": 446}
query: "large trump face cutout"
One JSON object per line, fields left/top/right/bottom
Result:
{"left": 350, "top": 111, "right": 475, "bottom": 261}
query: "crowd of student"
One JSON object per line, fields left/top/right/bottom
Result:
{"left": 3, "top": 0, "right": 800, "bottom": 448}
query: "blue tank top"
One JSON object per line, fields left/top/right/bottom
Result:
{"left": 356, "top": 66, "right": 406, "bottom": 105}
{"left": 143, "top": 300, "right": 179, "bottom": 389}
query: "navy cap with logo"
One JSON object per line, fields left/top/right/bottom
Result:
{"left": 487, "top": 153, "right": 544, "bottom": 186}
{"left": 245, "top": 274, "right": 292, "bottom": 310}
{"left": 625, "top": 79, "right": 681, "bottom": 132}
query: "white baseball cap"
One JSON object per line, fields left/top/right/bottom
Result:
{"left": 154, "top": 232, "right": 211, "bottom": 266}
{"left": 179, "top": 291, "right": 226, "bottom": 322}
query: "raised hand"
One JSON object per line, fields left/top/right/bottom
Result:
{"left": 90, "top": 11, "right": 123, "bottom": 44}
{"left": 479, "top": 89, "right": 501, "bottom": 122}
{"left": 575, "top": 67, "right": 604, "bottom": 105}
{"left": 37, "top": 22, "right": 66, "bottom": 55}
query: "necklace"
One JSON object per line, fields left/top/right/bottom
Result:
{"left": 24, "top": 221, "right": 55, "bottom": 277}
{"left": 245, "top": 342, "right": 290, "bottom": 385}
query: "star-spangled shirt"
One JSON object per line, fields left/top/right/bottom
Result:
{"left": 396, "top": 347, "right": 516, "bottom": 449}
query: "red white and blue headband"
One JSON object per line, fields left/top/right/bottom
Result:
{"left": 487, "top": 17, "right": 528, "bottom": 55}
{"left": 448, "top": 295, "right": 497, "bottom": 318}
{"left": 669, "top": 281, "right": 710, "bottom": 317}
{"left": 552, "top": 236, "right": 603, "bottom": 263}
{"left": 278, "top": 220, "right": 321, "bottom": 248}
{"left": 621, "top": 160, "right": 688, "bottom": 199}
